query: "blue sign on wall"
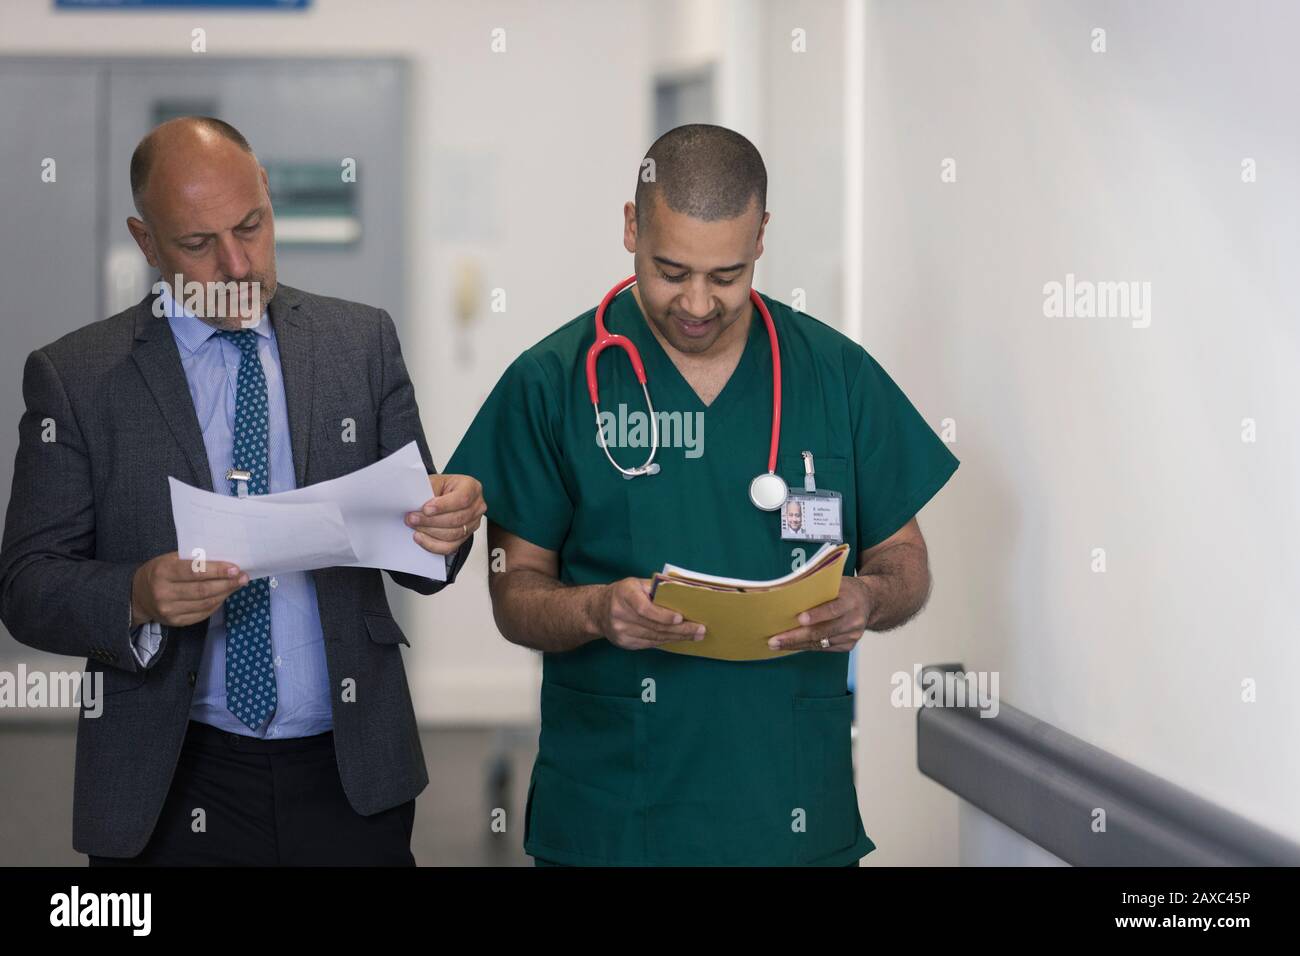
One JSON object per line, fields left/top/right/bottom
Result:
{"left": 57, "top": 1, "right": 310, "bottom": 9}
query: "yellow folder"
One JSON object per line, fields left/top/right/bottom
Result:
{"left": 650, "top": 543, "right": 851, "bottom": 662}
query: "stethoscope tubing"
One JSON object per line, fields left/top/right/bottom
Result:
{"left": 586, "top": 275, "right": 782, "bottom": 479}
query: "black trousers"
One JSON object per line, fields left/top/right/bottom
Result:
{"left": 89, "top": 720, "right": 415, "bottom": 866}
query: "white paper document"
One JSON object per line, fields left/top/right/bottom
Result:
{"left": 169, "top": 441, "right": 448, "bottom": 581}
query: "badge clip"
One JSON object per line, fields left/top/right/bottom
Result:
{"left": 780, "top": 451, "right": 844, "bottom": 543}
{"left": 226, "top": 467, "right": 252, "bottom": 498}
{"left": 802, "top": 450, "right": 817, "bottom": 492}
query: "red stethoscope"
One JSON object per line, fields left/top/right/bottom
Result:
{"left": 585, "top": 275, "right": 789, "bottom": 511}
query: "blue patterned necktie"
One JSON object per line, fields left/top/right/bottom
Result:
{"left": 216, "top": 329, "right": 277, "bottom": 732}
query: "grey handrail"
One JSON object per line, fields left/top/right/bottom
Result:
{"left": 915, "top": 663, "right": 1300, "bottom": 866}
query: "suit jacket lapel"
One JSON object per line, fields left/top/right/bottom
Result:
{"left": 130, "top": 297, "right": 213, "bottom": 492}
{"left": 270, "top": 286, "right": 315, "bottom": 490}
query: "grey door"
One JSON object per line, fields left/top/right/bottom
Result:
{"left": 102, "top": 57, "right": 407, "bottom": 319}
{"left": 0, "top": 61, "right": 102, "bottom": 674}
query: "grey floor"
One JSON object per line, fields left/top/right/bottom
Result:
{"left": 0, "top": 723, "right": 538, "bottom": 866}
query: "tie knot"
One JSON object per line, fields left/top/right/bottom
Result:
{"left": 216, "top": 328, "right": 259, "bottom": 353}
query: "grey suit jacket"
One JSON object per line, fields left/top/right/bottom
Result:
{"left": 0, "top": 284, "right": 469, "bottom": 858}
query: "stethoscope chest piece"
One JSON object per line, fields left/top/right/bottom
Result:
{"left": 748, "top": 471, "right": 789, "bottom": 511}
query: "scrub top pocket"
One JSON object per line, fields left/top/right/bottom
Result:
{"left": 526, "top": 681, "right": 647, "bottom": 864}
{"left": 792, "top": 691, "right": 861, "bottom": 862}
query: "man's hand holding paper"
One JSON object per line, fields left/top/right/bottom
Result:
{"left": 170, "top": 441, "right": 484, "bottom": 581}
{"left": 405, "top": 472, "right": 486, "bottom": 557}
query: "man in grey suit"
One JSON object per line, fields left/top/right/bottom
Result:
{"left": 0, "top": 117, "right": 485, "bottom": 865}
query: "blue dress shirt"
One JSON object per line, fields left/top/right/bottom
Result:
{"left": 132, "top": 286, "right": 332, "bottom": 738}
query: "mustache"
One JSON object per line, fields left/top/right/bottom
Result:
{"left": 214, "top": 274, "right": 271, "bottom": 289}
{"left": 670, "top": 308, "right": 720, "bottom": 324}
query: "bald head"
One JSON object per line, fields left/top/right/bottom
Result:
{"left": 130, "top": 117, "right": 255, "bottom": 217}
{"left": 124, "top": 116, "right": 277, "bottom": 329}
{"left": 634, "top": 124, "right": 767, "bottom": 228}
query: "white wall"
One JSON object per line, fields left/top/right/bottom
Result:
{"left": 857, "top": 0, "right": 1300, "bottom": 864}
{"left": 757, "top": 0, "right": 848, "bottom": 327}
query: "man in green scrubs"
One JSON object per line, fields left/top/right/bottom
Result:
{"left": 446, "top": 124, "right": 959, "bottom": 866}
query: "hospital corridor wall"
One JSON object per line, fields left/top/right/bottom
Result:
{"left": 854, "top": 0, "right": 1300, "bottom": 864}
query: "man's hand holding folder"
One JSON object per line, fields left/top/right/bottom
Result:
{"left": 594, "top": 577, "right": 709, "bottom": 651}
{"left": 650, "top": 543, "right": 853, "bottom": 661}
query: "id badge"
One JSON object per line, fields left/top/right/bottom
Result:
{"left": 779, "top": 451, "right": 844, "bottom": 543}
{"left": 780, "top": 490, "right": 843, "bottom": 543}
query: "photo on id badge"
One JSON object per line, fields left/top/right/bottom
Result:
{"left": 780, "top": 489, "right": 843, "bottom": 543}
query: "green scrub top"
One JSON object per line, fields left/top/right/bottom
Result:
{"left": 446, "top": 290, "right": 959, "bottom": 866}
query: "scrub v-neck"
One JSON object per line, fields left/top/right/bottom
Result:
{"left": 612, "top": 289, "right": 765, "bottom": 440}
